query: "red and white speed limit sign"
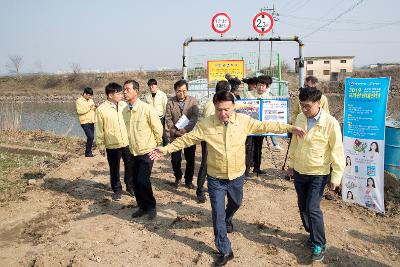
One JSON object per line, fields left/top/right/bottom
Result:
{"left": 252, "top": 12, "right": 274, "bottom": 35}
{"left": 211, "top": 12, "right": 231, "bottom": 35}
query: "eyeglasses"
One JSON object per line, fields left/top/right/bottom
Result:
{"left": 300, "top": 101, "right": 318, "bottom": 110}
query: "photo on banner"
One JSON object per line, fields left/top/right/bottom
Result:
{"left": 342, "top": 77, "right": 391, "bottom": 213}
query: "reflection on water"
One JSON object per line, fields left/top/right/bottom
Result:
{"left": 0, "top": 102, "right": 85, "bottom": 138}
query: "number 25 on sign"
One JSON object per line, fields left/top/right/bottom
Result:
{"left": 211, "top": 12, "right": 232, "bottom": 36}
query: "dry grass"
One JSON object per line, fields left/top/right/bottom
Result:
{"left": 0, "top": 151, "right": 50, "bottom": 202}
{"left": 0, "top": 102, "right": 22, "bottom": 130}
{"left": 0, "top": 130, "right": 84, "bottom": 153}
{"left": 0, "top": 130, "right": 85, "bottom": 202}
{"left": 0, "top": 71, "right": 182, "bottom": 100}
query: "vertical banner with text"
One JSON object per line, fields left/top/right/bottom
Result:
{"left": 342, "top": 77, "right": 390, "bottom": 213}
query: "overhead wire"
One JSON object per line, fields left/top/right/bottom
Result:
{"left": 280, "top": 18, "right": 400, "bottom": 32}
{"left": 281, "top": 13, "right": 399, "bottom": 26}
{"left": 284, "top": 0, "right": 311, "bottom": 14}
{"left": 301, "top": 0, "right": 365, "bottom": 39}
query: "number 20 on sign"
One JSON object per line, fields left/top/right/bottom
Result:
{"left": 211, "top": 12, "right": 232, "bottom": 36}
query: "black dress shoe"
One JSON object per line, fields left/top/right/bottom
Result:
{"left": 85, "top": 153, "right": 94, "bottom": 157}
{"left": 174, "top": 178, "right": 181, "bottom": 188}
{"left": 185, "top": 183, "right": 195, "bottom": 189}
{"left": 126, "top": 188, "right": 135, "bottom": 196}
{"left": 325, "top": 191, "right": 336, "bottom": 200}
{"left": 226, "top": 221, "right": 233, "bottom": 233}
{"left": 215, "top": 252, "right": 234, "bottom": 266}
{"left": 131, "top": 208, "right": 147, "bottom": 218}
{"left": 148, "top": 209, "right": 157, "bottom": 220}
{"left": 245, "top": 172, "right": 252, "bottom": 179}
{"left": 197, "top": 194, "right": 206, "bottom": 203}
{"left": 112, "top": 192, "right": 121, "bottom": 201}
{"left": 253, "top": 169, "right": 267, "bottom": 175}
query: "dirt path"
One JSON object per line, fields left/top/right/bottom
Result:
{"left": 0, "top": 142, "right": 399, "bottom": 267}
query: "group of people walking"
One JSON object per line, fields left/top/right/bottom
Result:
{"left": 75, "top": 75, "right": 345, "bottom": 266}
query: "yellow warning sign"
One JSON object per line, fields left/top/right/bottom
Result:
{"left": 207, "top": 60, "right": 245, "bottom": 82}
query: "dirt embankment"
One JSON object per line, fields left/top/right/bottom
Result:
{"left": 0, "top": 71, "right": 182, "bottom": 102}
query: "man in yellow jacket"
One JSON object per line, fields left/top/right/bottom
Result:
{"left": 76, "top": 87, "right": 96, "bottom": 157}
{"left": 95, "top": 82, "right": 133, "bottom": 201}
{"left": 287, "top": 87, "right": 345, "bottom": 262}
{"left": 290, "top": 76, "right": 330, "bottom": 124}
{"left": 123, "top": 80, "right": 163, "bottom": 220}
{"left": 150, "top": 90, "right": 305, "bottom": 266}
{"left": 144, "top": 78, "right": 169, "bottom": 145}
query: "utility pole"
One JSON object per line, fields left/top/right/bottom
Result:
{"left": 259, "top": 5, "right": 279, "bottom": 75}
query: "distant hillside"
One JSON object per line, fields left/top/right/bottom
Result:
{"left": 0, "top": 71, "right": 182, "bottom": 101}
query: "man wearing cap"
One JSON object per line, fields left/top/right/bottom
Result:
{"left": 76, "top": 87, "right": 96, "bottom": 157}
{"left": 241, "top": 77, "right": 257, "bottom": 99}
{"left": 150, "top": 90, "right": 305, "bottom": 266}
{"left": 225, "top": 73, "right": 242, "bottom": 99}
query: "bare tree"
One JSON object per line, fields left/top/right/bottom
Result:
{"left": 71, "top": 63, "right": 81, "bottom": 75}
{"left": 6, "top": 55, "right": 23, "bottom": 78}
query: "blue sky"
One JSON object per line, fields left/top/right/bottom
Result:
{"left": 0, "top": 0, "right": 399, "bottom": 74}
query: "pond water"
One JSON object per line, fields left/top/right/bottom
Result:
{"left": 0, "top": 102, "right": 85, "bottom": 138}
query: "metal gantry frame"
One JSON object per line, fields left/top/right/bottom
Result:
{"left": 182, "top": 36, "right": 305, "bottom": 88}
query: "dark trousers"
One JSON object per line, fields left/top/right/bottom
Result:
{"left": 171, "top": 145, "right": 196, "bottom": 184}
{"left": 253, "top": 136, "right": 264, "bottom": 171}
{"left": 106, "top": 146, "right": 133, "bottom": 193}
{"left": 294, "top": 171, "right": 328, "bottom": 246}
{"left": 245, "top": 136, "right": 254, "bottom": 175}
{"left": 81, "top": 123, "right": 94, "bottom": 155}
{"left": 160, "top": 117, "right": 169, "bottom": 146}
{"left": 197, "top": 141, "right": 208, "bottom": 196}
{"left": 131, "top": 153, "right": 156, "bottom": 211}
{"left": 207, "top": 175, "right": 245, "bottom": 255}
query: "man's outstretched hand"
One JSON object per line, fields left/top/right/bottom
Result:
{"left": 149, "top": 147, "right": 164, "bottom": 161}
{"left": 292, "top": 126, "right": 306, "bottom": 138}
